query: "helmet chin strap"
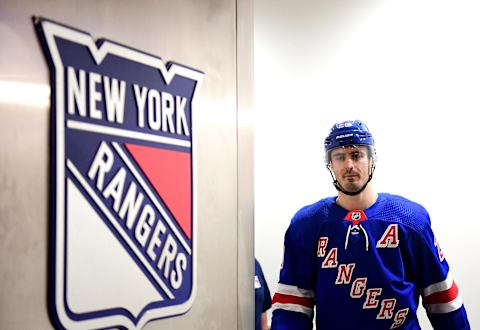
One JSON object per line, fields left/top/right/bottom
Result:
{"left": 328, "top": 164, "right": 376, "bottom": 196}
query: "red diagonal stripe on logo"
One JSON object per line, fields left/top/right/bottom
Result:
{"left": 126, "top": 143, "right": 191, "bottom": 239}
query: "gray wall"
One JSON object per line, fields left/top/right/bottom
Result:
{"left": 0, "top": 0, "right": 253, "bottom": 329}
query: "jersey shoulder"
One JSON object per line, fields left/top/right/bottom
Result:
{"left": 284, "top": 197, "right": 337, "bottom": 253}
{"left": 286, "top": 197, "right": 337, "bottom": 238}
{"left": 375, "top": 193, "right": 431, "bottom": 233}
{"left": 291, "top": 197, "right": 336, "bottom": 225}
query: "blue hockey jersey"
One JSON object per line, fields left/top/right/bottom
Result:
{"left": 271, "top": 193, "right": 470, "bottom": 330}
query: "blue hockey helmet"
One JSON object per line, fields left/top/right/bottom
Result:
{"left": 324, "top": 120, "right": 374, "bottom": 153}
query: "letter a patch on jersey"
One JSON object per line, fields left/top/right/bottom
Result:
{"left": 35, "top": 18, "right": 204, "bottom": 329}
{"left": 377, "top": 224, "right": 399, "bottom": 248}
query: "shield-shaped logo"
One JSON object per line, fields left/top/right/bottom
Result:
{"left": 344, "top": 209, "right": 367, "bottom": 225}
{"left": 35, "top": 18, "right": 203, "bottom": 329}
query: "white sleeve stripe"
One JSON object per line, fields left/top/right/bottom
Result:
{"left": 277, "top": 283, "right": 315, "bottom": 298}
{"left": 421, "top": 272, "right": 453, "bottom": 296}
{"left": 272, "top": 302, "right": 313, "bottom": 317}
{"left": 424, "top": 295, "right": 463, "bottom": 314}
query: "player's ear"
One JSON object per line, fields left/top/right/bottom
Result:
{"left": 324, "top": 154, "right": 331, "bottom": 170}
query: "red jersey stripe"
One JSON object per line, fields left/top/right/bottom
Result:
{"left": 423, "top": 281, "right": 459, "bottom": 305}
{"left": 272, "top": 292, "right": 315, "bottom": 308}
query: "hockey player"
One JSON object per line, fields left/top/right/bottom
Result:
{"left": 270, "top": 120, "right": 470, "bottom": 329}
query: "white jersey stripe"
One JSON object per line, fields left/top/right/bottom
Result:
{"left": 424, "top": 295, "right": 463, "bottom": 314}
{"left": 277, "top": 283, "right": 315, "bottom": 298}
{"left": 421, "top": 272, "right": 453, "bottom": 296}
{"left": 272, "top": 302, "right": 313, "bottom": 317}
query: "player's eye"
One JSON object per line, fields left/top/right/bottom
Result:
{"left": 333, "top": 154, "right": 345, "bottom": 162}
{"left": 351, "top": 151, "right": 365, "bottom": 161}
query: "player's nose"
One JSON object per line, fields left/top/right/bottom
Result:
{"left": 344, "top": 157, "right": 354, "bottom": 169}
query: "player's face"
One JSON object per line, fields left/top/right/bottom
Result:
{"left": 329, "top": 145, "right": 372, "bottom": 193}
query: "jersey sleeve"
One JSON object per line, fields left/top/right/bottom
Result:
{"left": 271, "top": 217, "right": 317, "bottom": 330}
{"left": 258, "top": 263, "right": 272, "bottom": 312}
{"left": 410, "top": 215, "right": 470, "bottom": 329}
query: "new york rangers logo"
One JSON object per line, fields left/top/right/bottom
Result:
{"left": 35, "top": 18, "right": 203, "bottom": 329}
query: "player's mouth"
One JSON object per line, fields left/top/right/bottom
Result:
{"left": 344, "top": 174, "right": 359, "bottom": 181}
